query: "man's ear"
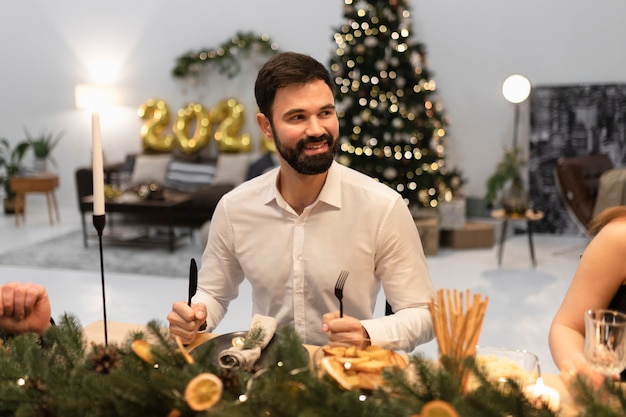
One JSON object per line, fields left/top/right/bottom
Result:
{"left": 256, "top": 113, "right": 273, "bottom": 139}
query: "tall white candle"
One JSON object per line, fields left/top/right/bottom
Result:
{"left": 92, "top": 111, "right": 105, "bottom": 216}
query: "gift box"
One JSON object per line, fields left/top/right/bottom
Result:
{"left": 414, "top": 215, "right": 440, "bottom": 256}
{"left": 440, "top": 221, "right": 495, "bottom": 249}
{"left": 438, "top": 198, "right": 466, "bottom": 230}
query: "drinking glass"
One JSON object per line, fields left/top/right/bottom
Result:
{"left": 583, "top": 309, "right": 626, "bottom": 376}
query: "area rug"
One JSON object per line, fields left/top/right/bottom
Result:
{"left": 0, "top": 231, "right": 206, "bottom": 278}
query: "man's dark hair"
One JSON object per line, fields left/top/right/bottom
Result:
{"left": 254, "top": 52, "right": 334, "bottom": 122}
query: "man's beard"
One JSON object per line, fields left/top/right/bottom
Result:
{"left": 274, "top": 131, "right": 338, "bottom": 175}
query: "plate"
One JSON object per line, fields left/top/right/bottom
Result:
{"left": 200, "top": 331, "right": 308, "bottom": 371}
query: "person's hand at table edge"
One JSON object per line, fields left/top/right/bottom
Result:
{"left": 322, "top": 311, "right": 371, "bottom": 348}
{"left": 559, "top": 352, "right": 619, "bottom": 391}
{"left": 0, "top": 282, "right": 52, "bottom": 336}
{"left": 167, "top": 301, "right": 207, "bottom": 345}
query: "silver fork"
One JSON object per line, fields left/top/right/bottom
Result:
{"left": 334, "top": 270, "right": 349, "bottom": 317}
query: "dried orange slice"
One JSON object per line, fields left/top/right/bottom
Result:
{"left": 184, "top": 373, "right": 223, "bottom": 411}
{"left": 419, "top": 400, "right": 460, "bottom": 417}
{"left": 131, "top": 340, "right": 153, "bottom": 364}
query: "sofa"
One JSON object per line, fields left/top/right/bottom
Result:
{"left": 75, "top": 151, "right": 277, "bottom": 244}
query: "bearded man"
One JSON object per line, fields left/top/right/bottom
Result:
{"left": 168, "top": 52, "right": 434, "bottom": 351}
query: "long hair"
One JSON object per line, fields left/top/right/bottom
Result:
{"left": 588, "top": 205, "right": 626, "bottom": 236}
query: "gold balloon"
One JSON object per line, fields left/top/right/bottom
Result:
{"left": 137, "top": 98, "right": 175, "bottom": 152}
{"left": 172, "top": 103, "right": 212, "bottom": 154}
{"left": 210, "top": 98, "right": 252, "bottom": 153}
{"left": 138, "top": 97, "right": 258, "bottom": 154}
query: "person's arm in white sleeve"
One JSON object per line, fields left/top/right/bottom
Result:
{"left": 362, "top": 198, "right": 435, "bottom": 352}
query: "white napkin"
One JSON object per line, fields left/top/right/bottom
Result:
{"left": 218, "top": 314, "right": 277, "bottom": 371}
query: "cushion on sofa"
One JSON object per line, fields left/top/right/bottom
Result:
{"left": 164, "top": 160, "right": 217, "bottom": 192}
{"left": 130, "top": 154, "right": 172, "bottom": 185}
{"left": 592, "top": 167, "right": 626, "bottom": 218}
{"left": 212, "top": 152, "right": 259, "bottom": 185}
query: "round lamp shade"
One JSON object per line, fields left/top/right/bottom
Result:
{"left": 502, "top": 74, "right": 531, "bottom": 104}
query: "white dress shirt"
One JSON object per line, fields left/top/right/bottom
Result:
{"left": 194, "top": 161, "right": 435, "bottom": 351}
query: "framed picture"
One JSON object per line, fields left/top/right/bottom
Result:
{"left": 528, "top": 84, "right": 626, "bottom": 234}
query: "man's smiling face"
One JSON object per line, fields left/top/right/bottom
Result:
{"left": 264, "top": 79, "right": 339, "bottom": 175}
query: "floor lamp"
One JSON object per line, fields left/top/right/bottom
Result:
{"left": 502, "top": 74, "right": 531, "bottom": 149}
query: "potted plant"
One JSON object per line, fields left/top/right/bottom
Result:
{"left": 485, "top": 146, "right": 528, "bottom": 215}
{"left": 24, "top": 128, "right": 63, "bottom": 172}
{"left": 0, "top": 138, "right": 30, "bottom": 213}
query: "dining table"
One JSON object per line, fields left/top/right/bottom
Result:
{"left": 83, "top": 320, "right": 581, "bottom": 416}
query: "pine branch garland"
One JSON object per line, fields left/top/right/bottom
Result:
{"left": 243, "top": 326, "right": 265, "bottom": 349}
{"left": 0, "top": 313, "right": 624, "bottom": 416}
{"left": 568, "top": 375, "right": 626, "bottom": 417}
{"left": 171, "top": 31, "right": 280, "bottom": 79}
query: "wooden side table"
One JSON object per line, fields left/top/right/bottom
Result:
{"left": 10, "top": 174, "right": 60, "bottom": 226}
{"left": 491, "top": 209, "right": 545, "bottom": 267}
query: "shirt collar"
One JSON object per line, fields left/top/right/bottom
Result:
{"left": 317, "top": 161, "right": 341, "bottom": 209}
{"left": 262, "top": 161, "right": 342, "bottom": 209}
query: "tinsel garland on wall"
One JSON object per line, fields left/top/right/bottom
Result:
{"left": 171, "top": 31, "right": 280, "bottom": 79}
{"left": 0, "top": 314, "right": 624, "bottom": 417}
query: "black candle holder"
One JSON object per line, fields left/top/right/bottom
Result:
{"left": 92, "top": 214, "right": 108, "bottom": 345}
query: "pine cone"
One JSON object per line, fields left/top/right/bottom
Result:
{"left": 22, "top": 378, "right": 52, "bottom": 417}
{"left": 90, "top": 344, "right": 121, "bottom": 374}
{"left": 219, "top": 368, "right": 241, "bottom": 393}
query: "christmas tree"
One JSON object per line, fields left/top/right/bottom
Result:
{"left": 330, "top": 0, "right": 462, "bottom": 209}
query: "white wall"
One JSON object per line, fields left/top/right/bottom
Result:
{"left": 1, "top": 0, "right": 625, "bottom": 208}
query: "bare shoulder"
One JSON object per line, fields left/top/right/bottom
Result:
{"left": 592, "top": 218, "right": 626, "bottom": 279}
{"left": 597, "top": 218, "right": 626, "bottom": 244}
